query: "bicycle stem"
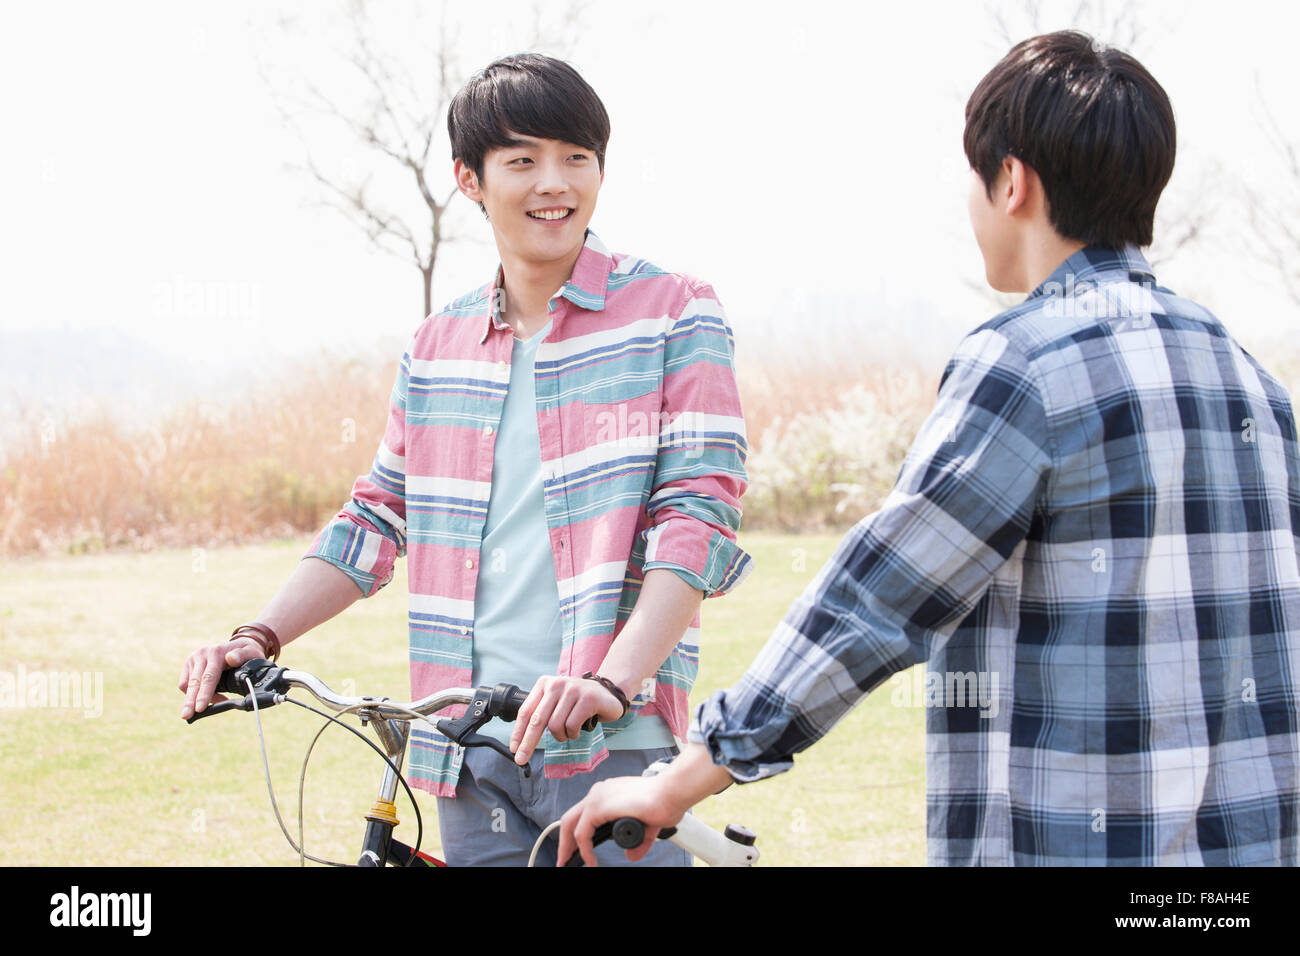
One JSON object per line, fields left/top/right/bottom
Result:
{"left": 359, "top": 721, "right": 411, "bottom": 865}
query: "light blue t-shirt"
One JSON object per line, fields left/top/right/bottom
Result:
{"left": 471, "top": 320, "right": 673, "bottom": 751}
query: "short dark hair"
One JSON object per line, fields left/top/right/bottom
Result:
{"left": 447, "top": 53, "right": 610, "bottom": 184}
{"left": 963, "top": 31, "right": 1176, "bottom": 248}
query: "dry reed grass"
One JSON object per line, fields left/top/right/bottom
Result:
{"left": 1, "top": 355, "right": 394, "bottom": 557}
{"left": 5, "top": 344, "right": 1296, "bottom": 558}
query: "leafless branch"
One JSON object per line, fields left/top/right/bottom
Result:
{"left": 1242, "top": 74, "right": 1300, "bottom": 306}
{"left": 292, "top": 155, "right": 422, "bottom": 262}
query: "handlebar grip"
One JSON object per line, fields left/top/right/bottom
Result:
{"left": 216, "top": 658, "right": 278, "bottom": 696}
{"left": 504, "top": 686, "right": 529, "bottom": 721}
{"left": 609, "top": 817, "right": 646, "bottom": 848}
{"left": 217, "top": 668, "right": 251, "bottom": 695}
{"left": 489, "top": 683, "right": 530, "bottom": 722}
{"left": 563, "top": 817, "right": 648, "bottom": 866}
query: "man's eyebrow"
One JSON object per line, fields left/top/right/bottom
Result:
{"left": 498, "top": 134, "right": 590, "bottom": 151}
{"left": 498, "top": 133, "right": 538, "bottom": 148}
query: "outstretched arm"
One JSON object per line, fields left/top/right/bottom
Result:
{"left": 555, "top": 326, "right": 1053, "bottom": 862}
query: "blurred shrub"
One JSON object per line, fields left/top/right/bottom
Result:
{"left": 741, "top": 367, "right": 933, "bottom": 531}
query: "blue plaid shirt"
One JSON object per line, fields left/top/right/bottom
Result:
{"left": 692, "top": 245, "right": 1300, "bottom": 865}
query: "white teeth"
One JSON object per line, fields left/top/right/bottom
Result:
{"left": 528, "top": 209, "right": 571, "bottom": 220}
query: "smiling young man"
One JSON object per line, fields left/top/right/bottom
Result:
{"left": 179, "top": 53, "right": 751, "bottom": 866}
{"left": 412, "top": 53, "right": 751, "bottom": 866}
{"left": 558, "top": 31, "right": 1300, "bottom": 867}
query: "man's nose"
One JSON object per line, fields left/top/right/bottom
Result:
{"left": 534, "top": 158, "right": 570, "bottom": 194}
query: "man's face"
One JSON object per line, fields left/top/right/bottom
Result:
{"left": 456, "top": 133, "right": 603, "bottom": 269}
{"left": 967, "top": 166, "right": 1018, "bottom": 293}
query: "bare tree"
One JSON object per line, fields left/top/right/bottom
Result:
{"left": 251, "top": 0, "right": 587, "bottom": 320}
{"left": 1246, "top": 79, "right": 1300, "bottom": 306}
{"left": 988, "top": 0, "right": 1147, "bottom": 53}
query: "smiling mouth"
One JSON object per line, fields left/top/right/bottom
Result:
{"left": 527, "top": 208, "right": 574, "bottom": 221}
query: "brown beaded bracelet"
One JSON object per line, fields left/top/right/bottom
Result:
{"left": 580, "top": 671, "right": 630, "bottom": 732}
{"left": 231, "top": 622, "right": 281, "bottom": 662}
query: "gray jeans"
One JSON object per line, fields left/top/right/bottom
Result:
{"left": 435, "top": 745, "right": 690, "bottom": 867}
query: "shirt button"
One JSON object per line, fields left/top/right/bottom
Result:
{"left": 459, "top": 626, "right": 469, "bottom": 635}
{"left": 464, "top": 558, "right": 474, "bottom": 569}
{"left": 483, "top": 425, "right": 494, "bottom": 436}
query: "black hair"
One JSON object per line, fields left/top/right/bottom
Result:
{"left": 963, "top": 30, "right": 1176, "bottom": 248}
{"left": 447, "top": 53, "right": 610, "bottom": 185}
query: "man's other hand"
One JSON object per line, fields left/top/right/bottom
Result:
{"left": 556, "top": 774, "right": 688, "bottom": 867}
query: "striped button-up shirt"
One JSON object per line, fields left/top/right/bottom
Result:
{"left": 307, "top": 231, "right": 751, "bottom": 796}
{"left": 691, "top": 245, "right": 1300, "bottom": 865}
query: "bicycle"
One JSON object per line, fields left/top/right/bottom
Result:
{"left": 186, "top": 657, "right": 759, "bottom": 866}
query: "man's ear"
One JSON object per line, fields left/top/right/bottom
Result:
{"left": 454, "top": 159, "right": 483, "bottom": 203}
{"left": 1004, "top": 155, "right": 1040, "bottom": 218}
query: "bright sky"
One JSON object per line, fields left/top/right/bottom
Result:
{"left": 2, "top": 0, "right": 1297, "bottom": 411}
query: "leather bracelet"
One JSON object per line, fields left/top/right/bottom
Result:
{"left": 580, "top": 671, "right": 630, "bottom": 732}
{"left": 230, "top": 629, "right": 271, "bottom": 659}
{"left": 231, "top": 622, "right": 281, "bottom": 662}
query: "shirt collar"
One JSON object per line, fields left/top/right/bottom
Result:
{"left": 561, "top": 229, "right": 612, "bottom": 311}
{"left": 479, "top": 230, "right": 612, "bottom": 343}
{"left": 1028, "top": 243, "right": 1156, "bottom": 302}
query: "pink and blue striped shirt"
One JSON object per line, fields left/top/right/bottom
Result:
{"left": 305, "top": 231, "right": 752, "bottom": 796}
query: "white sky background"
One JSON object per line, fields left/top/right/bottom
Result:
{"left": 2, "top": 0, "right": 1298, "bottom": 424}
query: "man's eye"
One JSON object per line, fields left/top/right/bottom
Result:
{"left": 569, "top": 153, "right": 590, "bottom": 161}
{"left": 510, "top": 157, "right": 533, "bottom": 165}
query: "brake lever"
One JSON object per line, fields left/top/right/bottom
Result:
{"left": 185, "top": 691, "right": 280, "bottom": 724}
{"left": 451, "top": 730, "right": 529, "bottom": 773}
{"left": 437, "top": 685, "right": 531, "bottom": 777}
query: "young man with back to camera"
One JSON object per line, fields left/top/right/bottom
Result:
{"left": 559, "top": 31, "right": 1300, "bottom": 867}
{"left": 179, "top": 54, "right": 751, "bottom": 866}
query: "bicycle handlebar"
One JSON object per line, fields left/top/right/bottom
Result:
{"left": 188, "top": 658, "right": 529, "bottom": 725}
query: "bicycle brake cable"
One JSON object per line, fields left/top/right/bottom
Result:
{"left": 281, "top": 696, "right": 428, "bottom": 866}
{"left": 244, "top": 678, "right": 426, "bottom": 866}
{"left": 528, "top": 820, "right": 563, "bottom": 867}
{"left": 244, "top": 676, "right": 337, "bottom": 865}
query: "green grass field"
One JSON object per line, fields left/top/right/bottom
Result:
{"left": 0, "top": 532, "right": 925, "bottom": 866}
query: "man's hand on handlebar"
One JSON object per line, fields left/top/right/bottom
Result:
{"left": 509, "top": 674, "right": 625, "bottom": 764}
{"left": 556, "top": 774, "right": 688, "bottom": 867}
{"left": 178, "top": 636, "right": 267, "bottom": 720}
{"left": 557, "top": 742, "right": 738, "bottom": 866}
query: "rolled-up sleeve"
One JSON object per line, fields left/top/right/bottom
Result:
{"left": 641, "top": 280, "right": 752, "bottom": 597}
{"left": 690, "top": 327, "right": 1052, "bottom": 781}
{"left": 303, "top": 338, "right": 412, "bottom": 597}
